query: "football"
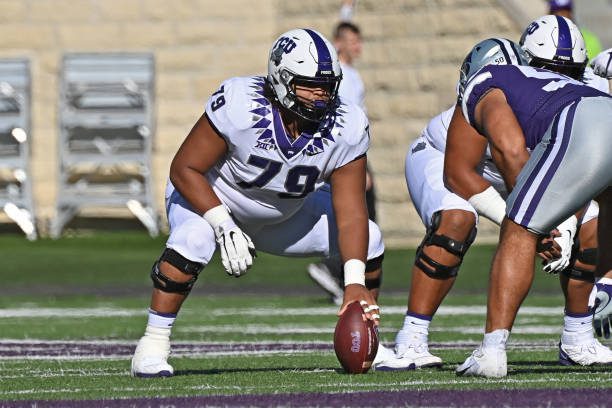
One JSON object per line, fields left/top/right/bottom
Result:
{"left": 333, "top": 301, "right": 379, "bottom": 374}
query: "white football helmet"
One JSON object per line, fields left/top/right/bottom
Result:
{"left": 520, "top": 15, "right": 587, "bottom": 80}
{"left": 458, "top": 38, "right": 528, "bottom": 100}
{"left": 267, "top": 28, "right": 342, "bottom": 122}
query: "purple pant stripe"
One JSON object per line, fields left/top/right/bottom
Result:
{"left": 521, "top": 101, "right": 577, "bottom": 225}
{"left": 508, "top": 112, "right": 561, "bottom": 221}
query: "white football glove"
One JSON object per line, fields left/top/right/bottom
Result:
{"left": 593, "top": 279, "right": 612, "bottom": 339}
{"left": 590, "top": 48, "right": 612, "bottom": 79}
{"left": 542, "top": 216, "right": 577, "bottom": 274}
{"left": 204, "top": 205, "right": 256, "bottom": 277}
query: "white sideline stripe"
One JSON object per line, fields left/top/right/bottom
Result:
{"left": 434, "top": 326, "right": 562, "bottom": 335}
{"left": 0, "top": 305, "right": 563, "bottom": 318}
{"left": 211, "top": 305, "right": 564, "bottom": 316}
{"left": 0, "top": 308, "right": 143, "bottom": 318}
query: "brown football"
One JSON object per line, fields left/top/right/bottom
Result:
{"left": 333, "top": 301, "right": 379, "bottom": 374}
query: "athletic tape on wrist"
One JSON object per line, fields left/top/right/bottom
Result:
{"left": 344, "top": 259, "right": 366, "bottom": 287}
{"left": 203, "top": 205, "right": 232, "bottom": 229}
{"left": 468, "top": 186, "right": 506, "bottom": 225}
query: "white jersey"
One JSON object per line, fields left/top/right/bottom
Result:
{"left": 583, "top": 66, "right": 610, "bottom": 94}
{"left": 420, "top": 106, "right": 506, "bottom": 193}
{"left": 338, "top": 62, "right": 366, "bottom": 112}
{"left": 204, "top": 76, "right": 369, "bottom": 227}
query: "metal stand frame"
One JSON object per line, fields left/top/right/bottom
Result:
{"left": 51, "top": 53, "right": 158, "bottom": 238}
{"left": 0, "top": 59, "right": 36, "bottom": 240}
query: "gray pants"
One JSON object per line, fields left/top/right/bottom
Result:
{"left": 507, "top": 96, "right": 612, "bottom": 234}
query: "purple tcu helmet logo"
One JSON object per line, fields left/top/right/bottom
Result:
{"left": 271, "top": 36, "right": 297, "bottom": 66}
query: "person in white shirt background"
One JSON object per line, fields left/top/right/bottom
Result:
{"left": 307, "top": 3, "right": 379, "bottom": 305}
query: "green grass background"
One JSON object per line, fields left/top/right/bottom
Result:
{"left": 0, "top": 231, "right": 610, "bottom": 401}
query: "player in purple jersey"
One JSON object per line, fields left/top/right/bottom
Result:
{"left": 378, "top": 18, "right": 611, "bottom": 371}
{"left": 130, "top": 28, "right": 387, "bottom": 378}
{"left": 446, "top": 48, "right": 612, "bottom": 377}
{"left": 520, "top": 14, "right": 612, "bottom": 346}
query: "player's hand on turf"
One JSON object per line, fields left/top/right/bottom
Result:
{"left": 338, "top": 284, "right": 380, "bottom": 326}
{"left": 593, "top": 281, "right": 612, "bottom": 338}
{"left": 204, "top": 205, "right": 256, "bottom": 277}
{"left": 591, "top": 48, "right": 612, "bottom": 79}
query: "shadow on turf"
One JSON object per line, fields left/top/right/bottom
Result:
{"left": 441, "top": 360, "right": 612, "bottom": 377}
{"left": 174, "top": 361, "right": 611, "bottom": 377}
{"left": 510, "top": 360, "right": 612, "bottom": 375}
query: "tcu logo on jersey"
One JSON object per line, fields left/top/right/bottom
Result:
{"left": 271, "top": 36, "right": 297, "bottom": 66}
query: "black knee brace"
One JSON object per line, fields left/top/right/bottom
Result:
{"left": 562, "top": 248, "right": 597, "bottom": 283}
{"left": 150, "top": 248, "right": 204, "bottom": 294}
{"left": 415, "top": 212, "right": 477, "bottom": 279}
{"left": 365, "top": 254, "right": 384, "bottom": 290}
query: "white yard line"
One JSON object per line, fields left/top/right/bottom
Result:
{"left": 209, "top": 305, "right": 565, "bottom": 316}
{"left": 0, "top": 308, "right": 144, "bottom": 318}
{"left": 0, "top": 305, "right": 564, "bottom": 318}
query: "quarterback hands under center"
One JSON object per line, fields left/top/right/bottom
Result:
{"left": 204, "top": 205, "right": 256, "bottom": 277}
{"left": 337, "top": 259, "right": 380, "bottom": 325}
{"left": 542, "top": 216, "right": 577, "bottom": 274}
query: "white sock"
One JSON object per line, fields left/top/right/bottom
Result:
{"left": 395, "top": 312, "right": 431, "bottom": 345}
{"left": 482, "top": 329, "right": 509, "bottom": 350}
{"left": 561, "top": 312, "right": 593, "bottom": 345}
{"left": 144, "top": 309, "right": 176, "bottom": 339}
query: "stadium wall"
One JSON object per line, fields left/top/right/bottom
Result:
{"left": 0, "top": 0, "right": 522, "bottom": 247}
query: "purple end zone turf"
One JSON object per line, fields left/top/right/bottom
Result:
{"left": 3, "top": 388, "right": 610, "bottom": 408}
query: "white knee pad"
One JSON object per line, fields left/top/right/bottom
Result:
{"left": 367, "top": 220, "right": 385, "bottom": 260}
{"left": 166, "top": 219, "right": 216, "bottom": 264}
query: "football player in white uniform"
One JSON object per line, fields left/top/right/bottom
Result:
{"left": 377, "top": 16, "right": 612, "bottom": 371}
{"left": 131, "top": 28, "right": 386, "bottom": 377}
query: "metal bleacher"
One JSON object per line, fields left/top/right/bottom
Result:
{"left": 50, "top": 53, "right": 159, "bottom": 238}
{"left": 0, "top": 59, "right": 36, "bottom": 240}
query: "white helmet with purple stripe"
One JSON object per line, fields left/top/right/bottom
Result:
{"left": 267, "top": 28, "right": 342, "bottom": 122}
{"left": 520, "top": 15, "right": 587, "bottom": 80}
{"left": 458, "top": 38, "right": 529, "bottom": 100}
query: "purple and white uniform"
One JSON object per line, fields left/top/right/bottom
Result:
{"left": 462, "top": 64, "right": 612, "bottom": 233}
{"left": 165, "top": 76, "right": 384, "bottom": 264}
